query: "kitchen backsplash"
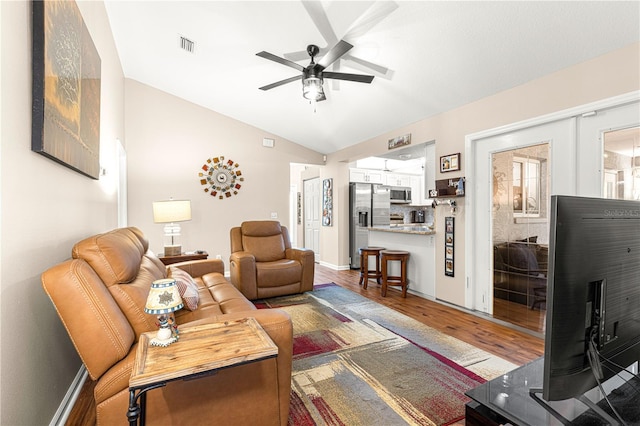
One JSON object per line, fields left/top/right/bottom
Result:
{"left": 390, "top": 205, "right": 434, "bottom": 224}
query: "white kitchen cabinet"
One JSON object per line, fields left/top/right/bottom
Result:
{"left": 410, "top": 176, "right": 424, "bottom": 205}
{"left": 349, "top": 168, "right": 384, "bottom": 184}
{"left": 385, "top": 173, "right": 412, "bottom": 187}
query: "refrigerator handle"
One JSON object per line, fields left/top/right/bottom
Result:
{"left": 359, "top": 211, "right": 368, "bottom": 227}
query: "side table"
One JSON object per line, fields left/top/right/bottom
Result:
{"left": 127, "top": 317, "right": 278, "bottom": 425}
{"left": 158, "top": 252, "right": 208, "bottom": 265}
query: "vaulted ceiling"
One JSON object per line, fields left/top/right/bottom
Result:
{"left": 104, "top": 1, "right": 640, "bottom": 154}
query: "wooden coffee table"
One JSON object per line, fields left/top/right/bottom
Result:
{"left": 127, "top": 317, "right": 278, "bottom": 425}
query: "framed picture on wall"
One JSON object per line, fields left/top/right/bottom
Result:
{"left": 440, "top": 153, "right": 460, "bottom": 173}
{"left": 444, "top": 216, "right": 454, "bottom": 277}
{"left": 31, "top": 0, "right": 102, "bottom": 179}
{"left": 322, "top": 178, "right": 333, "bottom": 226}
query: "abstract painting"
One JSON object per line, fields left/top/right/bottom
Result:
{"left": 32, "top": 0, "right": 101, "bottom": 179}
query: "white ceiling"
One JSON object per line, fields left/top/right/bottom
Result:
{"left": 104, "top": 1, "right": 640, "bottom": 155}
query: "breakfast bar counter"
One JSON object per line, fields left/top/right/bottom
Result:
{"left": 368, "top": 225, "right": 436, "bottom": 298}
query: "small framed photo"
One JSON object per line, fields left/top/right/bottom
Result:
{"left": 440, "top": 153, "right": 460, "bottom": 173}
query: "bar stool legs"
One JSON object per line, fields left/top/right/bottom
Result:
{"left": 358, "top": 247, "right": 385, "bottom": 289}
{"left": 381, "top": 250, "right": 410, "bottom": 297}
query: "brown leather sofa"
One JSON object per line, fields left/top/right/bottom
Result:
{"left": 230, "top": 221, "right": 314, "bottom": 300}
{"left": 41, "top": 227, "right": 293, "bottom": 425}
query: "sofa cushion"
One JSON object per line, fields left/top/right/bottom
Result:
{"left": 256, "top": 259, "right": 302, "bottom": 287}
{"left": 169, "top": 267, "right": 199, "bottom": 311}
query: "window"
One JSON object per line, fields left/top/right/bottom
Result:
{"left": 513, "top": 156, "right": 541, "bottom": 217}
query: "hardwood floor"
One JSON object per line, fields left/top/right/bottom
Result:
{"left": 65, "top": 264, "right": 544, "bottom": 425}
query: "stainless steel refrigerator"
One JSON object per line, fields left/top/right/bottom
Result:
{"left": 349, "top": 183, "right": 390, "bottom": 269}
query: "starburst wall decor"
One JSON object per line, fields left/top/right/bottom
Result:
{"left": 199, "top": 156, "right": 244, "bottom": 199}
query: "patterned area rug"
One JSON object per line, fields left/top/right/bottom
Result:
{"left": 255, "top": 283, "right": 517, "bottom": 426}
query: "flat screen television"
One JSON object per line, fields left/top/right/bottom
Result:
{"left": 541, "top": 195, "right": 640, "bottom": 403}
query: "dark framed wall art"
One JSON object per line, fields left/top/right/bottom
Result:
{"left": 322, "top": 178, "right": 333, "bottom": 226}
{"left": 444, "top": 217, "right": 455, "bottom": 277}
{"left": 32, "top": 0, "right": 102, "bottom": 179}
{"left": 440, "top": 153, "right": 460, "bottom": 173}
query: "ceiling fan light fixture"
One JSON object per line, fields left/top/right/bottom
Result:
{"left": 302, "top": 77, "right": 324, "bottom": 101}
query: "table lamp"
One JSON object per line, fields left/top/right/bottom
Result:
{"left": 144, "top": 278, "right": 184, "bottom": 347}
{"left": 152, "top": 199, "right": 191, "bottom": 256}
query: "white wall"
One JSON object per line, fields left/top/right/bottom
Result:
{"left": 125, "top": 80, "right": 324, "bottom": 266}
{"left": 0, "top": 1, "right": 125, "bottom": 424}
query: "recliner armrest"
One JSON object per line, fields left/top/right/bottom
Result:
{"left": 230, "top": 251, "right": 258, "bottom": 300}
{"left": 285, "top": 248, "right": 315, "bottom": 293}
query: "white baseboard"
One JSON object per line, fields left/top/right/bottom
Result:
{"left": 49, "top": 366, "right": 88, "bottom": 426}
{"left": 317, "top": 260, "right": 351, "bottom": 271}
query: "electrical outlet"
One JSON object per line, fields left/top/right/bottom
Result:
{"left": 215, "top": 254, "right": 222, "bottom": 260}
{"left": 270, "top": 212, "right": 278, "bottom": 219}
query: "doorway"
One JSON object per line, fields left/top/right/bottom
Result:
{"left": 467, "top": 94, "right": 639, "bottom": 334}
{"left": 469, "top": 117, "right": 575, "bottom": 321}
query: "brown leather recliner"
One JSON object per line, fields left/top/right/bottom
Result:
{"left": 230, "top": 221, "right": 314, "bottom": 300}
{"left": 41, "top": 227, "right": 293, "bottom": 425}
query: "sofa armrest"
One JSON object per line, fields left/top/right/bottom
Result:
{"left": 169, "top": 258, "right": 225, "bottom": 278}
{"left": 286, "top": 248, "right": 315, "bottom": 292}
{"left": 230, "top": 252, "right": 258, "bottom": 300}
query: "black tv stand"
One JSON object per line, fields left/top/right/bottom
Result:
{"left": 529, "top": 388, "right": 619, "bottom": 426}
{"left": 466, "top": 357, "right": 639, "bottom": 425}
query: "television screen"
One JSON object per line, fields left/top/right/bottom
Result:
{"left": 543, "top": 195, "right": 640, "bottom": 402}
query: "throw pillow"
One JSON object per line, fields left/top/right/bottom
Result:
{"left": 168, "top": 267, "right": 199, "bottom": 311}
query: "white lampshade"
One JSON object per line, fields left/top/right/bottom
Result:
{"left": 152, "top": 200, "right": 192, "bottom": 223}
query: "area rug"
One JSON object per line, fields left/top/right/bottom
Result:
{"left": 254, "top": 283, "right": 517, "bottom": 426}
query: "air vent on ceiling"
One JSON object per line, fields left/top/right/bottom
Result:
{"left": 179, "top": 35, "right": 195, "bottom": 54}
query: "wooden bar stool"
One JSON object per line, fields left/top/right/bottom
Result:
{"left": 358, "top": 247, "right": 385, "bottom": 289}
{"left": 381, "top": 250, "right": 410, "bottom": 297}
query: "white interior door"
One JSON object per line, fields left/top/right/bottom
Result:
{"left": 469, "top": 118, "right": 575, "bottom": 314}
{"left": 303, "top": 178, "right": 321, "bottom": 261}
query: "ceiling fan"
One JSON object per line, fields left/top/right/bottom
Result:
{"left": 256, "top": 40, "right": 374, "bottom": 102}
{"left": 283, "top": 1, "right": 398, "bottom": 86}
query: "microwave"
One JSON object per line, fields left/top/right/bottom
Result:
{"left": 389, "top": 186, "right": 412, "bottom": 204}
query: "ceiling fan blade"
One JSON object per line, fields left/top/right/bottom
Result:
{"left": 322, "top": 71, "right": 374, "bottom": 84}
{"left": 302, "top": 1, "right": 338, "bottom": 45}
{"left": 318, "top": 40, "right": 353, "bottom": 69}
{"left": 284, "top": 49, "right": 316, "bottom": 62}
{"left": 343, "top": 54, "right": 391, "bottom": 77}
{"left": 343, "top": 1, "right": 399, "bottom": 41}
{"left": 259, "top": 75, "right": 302, "bottom": 91}
{"left": 256, "top": 51, "right": 305, "bottom": 72}
{"left": 331, "top": 61, "right": 341, "bottom": 91}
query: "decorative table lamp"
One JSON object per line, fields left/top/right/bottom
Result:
{"left": 144, "top": 278, "right": 184, "bottom": 347}
{"left": 152, "top": 199, "right": 191, "bottom": 256}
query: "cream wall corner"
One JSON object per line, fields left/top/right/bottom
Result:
{"left": 125, "top": 79, "right": 324, "bottom": 266}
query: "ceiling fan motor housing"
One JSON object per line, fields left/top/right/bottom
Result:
{"left": 306, "top": 44, "right": 320, "bottom": 59}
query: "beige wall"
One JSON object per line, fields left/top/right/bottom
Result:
{"left": 0, "top": 1, "right": 125, "bottom": 424}
{"left": 125, "top": 80, "right": 324, "bottom": 265}
{"left": 328, "top": 42, "right": 640, "bottom": 305}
